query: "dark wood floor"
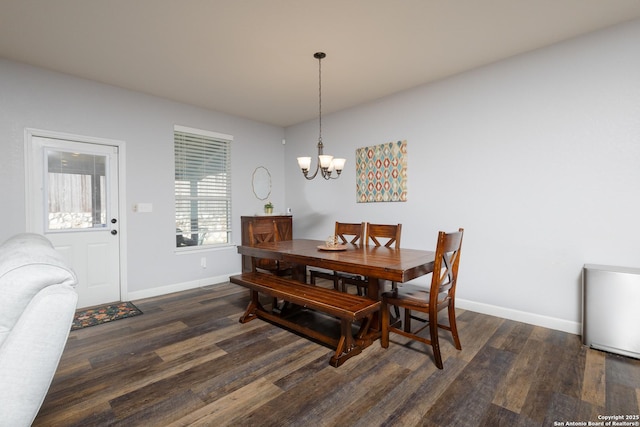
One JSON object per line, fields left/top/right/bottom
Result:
{"left": 35, "top": 281, "right": 640, "bottom": 426}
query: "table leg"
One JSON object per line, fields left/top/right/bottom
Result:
{"left": 367, "top": 276, "right": 381, "bottom": 300}
{"left": 368, "top": 278, "right": 402, "bottom": 333}
{"left": 354, "top": 277, "right": 382, "bottom": 345}
{"left": 292, "top": 264, "right": 307, "bottom": 283}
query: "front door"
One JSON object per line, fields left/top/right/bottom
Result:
{"left": 26, "top": 131, "right": 122, "bottom": 308}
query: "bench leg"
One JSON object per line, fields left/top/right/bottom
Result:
{"left": 356, "top": 314, "right": 373, "bottom": 340}
{"left": 239, "top": 290, "right": 264, "bottom": 323}
{"left": 329, "top": 319, "right": 362, "bottom": 367}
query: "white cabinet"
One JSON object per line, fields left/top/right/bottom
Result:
{"left": 583, "top": 264, "right": 640, "bottom": 359}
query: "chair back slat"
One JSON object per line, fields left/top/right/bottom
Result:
{"left": 248, "top": 220, "right": 283, "bottom": 273}
{"left": 365, "top": 223, "right": 402, "bottom": 248}
{"left": 430, "top": 229, "right": 464, "bottom": 306}
{"left": 248, "top": 220, "right": 280, "bottom": 245}
{"left": 335, "top": 222, "right": 366, "bottom": 245}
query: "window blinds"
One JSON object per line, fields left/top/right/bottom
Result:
{"left": 174, "top": 126, "right": 232, "bottom": 247}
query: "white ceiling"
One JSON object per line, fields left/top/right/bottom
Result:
{"left": 1, "top": 0, "right": 640, "bottom": 127}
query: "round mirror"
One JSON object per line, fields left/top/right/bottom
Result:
{"left": 252, "top": 166, "right": 272, "bottom": 200}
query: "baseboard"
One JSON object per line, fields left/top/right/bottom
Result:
{"left": 456, "top": 298, "right": 581, "bottom": 335}
{"left": 126, "top": 272, "right": 238, "bottom": 302}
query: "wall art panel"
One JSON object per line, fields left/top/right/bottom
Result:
{"left": 356, "top": 140, "right": 407, "bottom": 203}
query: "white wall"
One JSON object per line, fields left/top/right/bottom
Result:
{"left": 284, "top": 20, "right": 640, "bottom": 333}
{"left": 0, "top": 59, "right": 286, "bottom": 298}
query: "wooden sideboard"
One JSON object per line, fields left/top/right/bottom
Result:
{"left": 240, "top": 215, "right": 292, "bottom": 272}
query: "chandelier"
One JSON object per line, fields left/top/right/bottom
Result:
{"left": 297, "top": 52, "right": 346, "bottom": 180}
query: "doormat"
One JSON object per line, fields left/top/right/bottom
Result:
{"left": 71, "top": 301, "right": 143, "bottom": 330}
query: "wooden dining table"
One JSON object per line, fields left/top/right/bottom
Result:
{"left": 237, "top": 238, "right": 436, "bottom": 300}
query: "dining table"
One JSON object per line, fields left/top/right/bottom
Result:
{"left": 238, "top": 238, "right": 435, "bottom": 299}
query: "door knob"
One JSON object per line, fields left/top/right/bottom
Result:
{"left": 111, "top": 218, "right": 117, "bottom": 224}
{"left": 111, "top": 230, "right": 118, "bottom": 235}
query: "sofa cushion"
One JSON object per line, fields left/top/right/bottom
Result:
{"left": 0, "top": 233, "right": 77, "bottom": 346}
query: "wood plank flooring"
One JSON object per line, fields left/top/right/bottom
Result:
{"left": 34, "top": 281, "right": 640, "bottom": 426}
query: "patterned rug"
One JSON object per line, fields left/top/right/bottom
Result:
{"left": 71, "top": 301, "right": 143, "bottom": 330}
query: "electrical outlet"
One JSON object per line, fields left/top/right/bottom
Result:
{"left": 200, "top": 257, "right": 207, "bottom": 268}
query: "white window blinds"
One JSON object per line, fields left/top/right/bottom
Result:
{"left": 174, "top": 126, "right": 232, "bottom": 248}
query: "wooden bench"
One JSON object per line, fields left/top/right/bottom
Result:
{"left": 229, "top": 272, "right": 381, "bottom": 367}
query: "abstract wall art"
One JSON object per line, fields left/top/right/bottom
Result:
{"left": 356, "top": 140, "right": 407, "bottom": 203}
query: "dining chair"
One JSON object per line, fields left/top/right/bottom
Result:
{"left": 309, "top": 222, "right": 366, "bottom": 290}
{"left": 248, "top": 219, "right": 292, "bottom": 275}
{"left": 380, "top": 228, "right": 464, "bottom": 369}
{"left": 340, "top": 223, "right": 402, "bottom": 295}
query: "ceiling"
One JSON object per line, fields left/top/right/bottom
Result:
{"left": 1, "top": 1, "right": 640, "bottom": 127}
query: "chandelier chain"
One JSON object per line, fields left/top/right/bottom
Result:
{"left": 318, "top": 53, "right": 322, "bottom": 144}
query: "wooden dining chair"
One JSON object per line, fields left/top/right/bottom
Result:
{"left": 248, "top": 219, "right": 292, "bottom": 275}
{"left": 309, "top": 222, "right": 366, "bottom": 290}
{"left": 380, "top": 228, "right": 464, "bottom": 369}
{"left": 340, "top": 223, "right": 402, "bottom": 295}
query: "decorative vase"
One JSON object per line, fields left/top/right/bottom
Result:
{"left": 264, "top": 206, "right": 273, "bottom": 214}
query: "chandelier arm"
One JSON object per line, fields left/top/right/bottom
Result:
{"left": 303, "top": 161, "right": 321, "bottom": 180}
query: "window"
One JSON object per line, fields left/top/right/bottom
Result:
{"left": 174, "top": 125, "right": 232, "bottom": 248}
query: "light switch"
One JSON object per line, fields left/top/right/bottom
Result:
{"left": 135, "top": 203, "right": 153, "bottom": 213}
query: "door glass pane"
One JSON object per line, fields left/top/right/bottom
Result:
{"left": 46, "top": 149, "right": 108, "bottom": 230}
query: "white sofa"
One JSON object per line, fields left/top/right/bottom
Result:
{"left": 0, "top": 233, "right": 78, "bottom": 427}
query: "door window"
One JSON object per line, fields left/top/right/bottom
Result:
{"left": 46, "top": 149, "right": 108, "bottom": 231}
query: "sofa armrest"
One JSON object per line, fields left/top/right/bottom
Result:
{"left": 0, "top": 233, "right": 77, "bottom": 346}
{"left": 0, "top": 284, "right": 78, "bottom": 427}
